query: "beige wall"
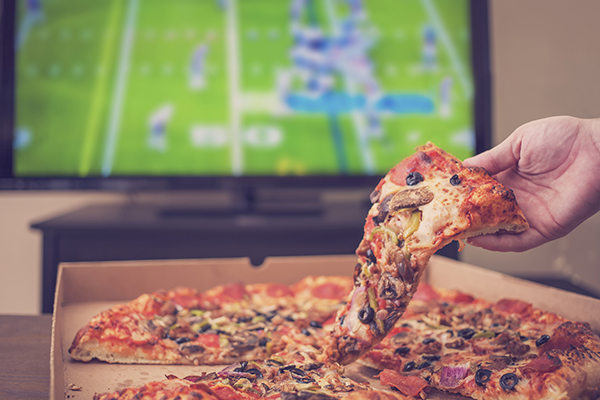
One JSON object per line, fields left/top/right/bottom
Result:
{"left": 1, "top": 0, "right": 599, "bottom": 315}
{"left": 461, "top": 0, "right": 600, "bottom": 295}
{"left": 0, "top": 193, "right": 125, "bottom": 314}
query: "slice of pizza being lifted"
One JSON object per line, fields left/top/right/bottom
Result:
{"left": 322, "top": 142, "right": 529, "bottom": 365}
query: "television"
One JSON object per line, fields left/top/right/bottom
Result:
{"left": 0, "top": 0, "right": 491, "bottom": 200}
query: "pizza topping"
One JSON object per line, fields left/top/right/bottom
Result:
{"left": 358, "top": 306, "right": 375, "bottom": 324}
{"left": 439, "top": 364, "right": 470, "bottom": 389}
{"left": 370, "top": 189, "right": 381, "bottom": 204}
{"left": 370, "top": 226, "right": 399, "bottom": 245}
{"left": 378, "top": 272, "right": 405, "bottom": 301}
{"left": 388, "top": 187, "right": 434, "bottom": 211}
{"left": 522, "top": 353, "right": 562, "bottom": 373}
{"left": 457, "top": 328, "right": 476, "bottom": 340}
{"left": 535, "top": 334, "right": 550, "bottom": 347}
{"left": 403, "top": 361, "right": 416, "bottom": 371}
{"left": 406, "top": 171, "right": 424, "bottom": 186}
{"left": 494, "top": 299, "right": 532, "bottom": 315}
{"left": 450, "top": 174, "right": 461, "bottom": 186}
{"left": 499, "top": 373, "right": 519, "bottom": 391}
{"left": 394, "top": 346, "right": 410, "bottom": 356}
{"left": 379, "top": 369, "right": 429, "bottom": 397}
{"left": 474, "top": 368, "right": 492, "bottom": 387}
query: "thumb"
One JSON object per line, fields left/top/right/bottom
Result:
{"left": 463, "top": 137, "right": 520, "bottom": 176}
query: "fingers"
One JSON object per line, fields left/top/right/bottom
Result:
{"left": 463, "top": 136, "right": 521, "bottom": 176}
{"left": 465, "top": 229, "right": 547, "bottom": 252}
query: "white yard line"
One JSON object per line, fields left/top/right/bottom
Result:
{"left": 420, "top": 0, "right": 473, "bottom": 99}
{"left": 324, "top": 0, "right": 375, "bottom": 174}
{"left": 101, "top": 0, "right": 139, "bottom": 177}
{"left": 226, "top": 0, "right": 243, "bottom": 176}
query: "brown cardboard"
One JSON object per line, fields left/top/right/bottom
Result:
{"left": 51, "top": 255, "right": 600, "bottom": 400}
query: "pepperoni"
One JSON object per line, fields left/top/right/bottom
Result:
{"left": 220, "top": 283, "right": 248, "bottom": 302}
{"left": 494, "top": 299, "right": 532, "bottom": 314}
{"left": 413, "top": 283, "right": 440, "bottom": 302}
{"left": 452, "top": 292, "right": 475, "bottom": 304}
{"left": 210, "top": 384, "right": 255, "bottom": 399}
{"left": 522, "top": 354, "right": 562, "bottom": 373}
{"left": 311, "top": 282, "right": 346, "bottom": 299}
{"left": 195, "top": 334, "right": 220, "bottom": 348}
{"left": 538, "top": 336, "right": 582, "bottom": 355}
{"left": 379, "top": 369, "right": 429, "bottom": 397}
{"left": 266, "top": 284, "right": 293, "bottom": 298}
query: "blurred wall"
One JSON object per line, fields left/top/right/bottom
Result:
{"left": 461, "top": 0, "right": 600, "bottom": 295}
{"left": 1, "top": 0, "right": 599, "bottom": 314}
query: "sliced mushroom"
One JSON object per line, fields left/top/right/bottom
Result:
{"left": 179, "top": 343, "right": 205, "bottom": 356}
{"left": 377, "top": 272, "right": 405, "bottom": 300}
{"left": 389, "top": 187, "right": 434, "bottom": 212}
{"left": 229, "top": 332, "right": 259, "bottom": 352}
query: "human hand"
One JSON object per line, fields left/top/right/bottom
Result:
{"left": 463, "top": 116, "right": 600, "bottom": 252}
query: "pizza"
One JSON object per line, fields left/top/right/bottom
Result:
{"left": 69, "top": 276, "right": 353, "bottom": 365}
{"left": 365, "top": 283, "right": 600, "bottom": 400}
{"left": 321, "top": 142, "right": 530, "bottom": 365}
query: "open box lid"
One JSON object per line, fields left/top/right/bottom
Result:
{"left": 50, "top": 255, "right": 600, "bottom": 399}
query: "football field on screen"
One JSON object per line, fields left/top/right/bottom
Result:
{"left": 14, "top": 0, "right": 474, "bottom": 178}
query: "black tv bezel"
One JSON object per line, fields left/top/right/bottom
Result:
{"left": 0, "top": 0, "right": 491, "bottom": 192}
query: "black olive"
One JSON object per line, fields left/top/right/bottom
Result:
{"left": 499, "top": 373, "right": 519, "bottom": 391}
{"left": 301, "top": 329, "right": 311, "bottom": 336}
{"left": 422, "top": 355, "right": 440, "bottom": 361}
{"left": 457, "top": 328, "right": 476, "bottom": 340}
{"left": 358, "top": 306, "right": 375, "bottom": 324}
{"left": 416, "top": 361, "right": 431, "bottom": 370}
{"left": 365, "top": 249, "right": 377, "bottom": 265}
{"left": 536, "top": 334, "right": 550, "bottom": 347}
{"left": 422, "top": 337, "right": 437, "bottom": 344}
{"left": 401, "top": 323, "right": 412, "bottom": 328}
{"left": 245, "top": 368, "right": 264, "bottom": 379}
{"left": 267, "top": 358, "right": 284, "bottom": 367}
{"left": 284, "top": 315, "right": 295, "bottom": 322}
{"left": 237, "top": 316, "right": 253, "bottom": 323}
{"left": 234, "top": 361, "right": 248, "bottom": 372}
{"left": 279, "top": 365, "right": 298, "bottom": 373}
{"left": 259, "top": 337, "right": 270, "bottom": 347}
{"left": 339, "top": 315, "right": 345, "bottom": 325}
{"left": 450, "top": 174, "right": 461, "bottom": 186}
{"left": 289, "top": 367, "right": 306, "bottom": 376}
{"left": 520, "top": 335, "right": 529, "bottom": 342}
{"left": 475, "top": 369, "right": 492, "bottom": 387}
{"left": 394, "top": 346, "right": 410, "bottom": 356}
{"left": 406, "top": 172, "right": 424, "bottom": 186}
{"left": 403, "top": 361, "right": 416, "bottom": 371}
{"left": 446, "top": 329, "right": 454, "bottom": 337}
{"left": 295, "top": 377, "right": 314, "bottom": 384}
{"left": 310, "top": 321, "right": 323, "bottom": 329}
{"left": 175, "top": 337, "right": 191, "bottom": 345}
{"left": 490, "top": 323, "right": 502, "bottom": 328}
{"left": 198, "top": 324, "right": 211, "bottom": 333}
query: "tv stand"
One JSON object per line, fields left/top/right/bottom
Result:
{"left": 31, "top": 197, "right": 458, "bottom": 314}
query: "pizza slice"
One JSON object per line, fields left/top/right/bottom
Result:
{"left": 92, "top": 344, "right": 390, "bottom": 400}
{"left": 321, "top": 142, "right": 529, "bottom": 365}
{"left": 69, "top": 276, "right": 352, "bottom": 365}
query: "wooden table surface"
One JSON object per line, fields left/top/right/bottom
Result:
{"left": 0, "top": 314, "right": 52, "bottom": 399}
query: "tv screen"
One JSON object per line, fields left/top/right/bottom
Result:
{"left": 1, "top": 0, "right": 490, "bottom": 188}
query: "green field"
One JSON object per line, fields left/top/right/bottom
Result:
{"left": 14, "top": 0, "right": 474, "bottom": 178}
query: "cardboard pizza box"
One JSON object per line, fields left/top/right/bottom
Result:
{"left": 50, "top": 255, "right": 600, "bottom": 400}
